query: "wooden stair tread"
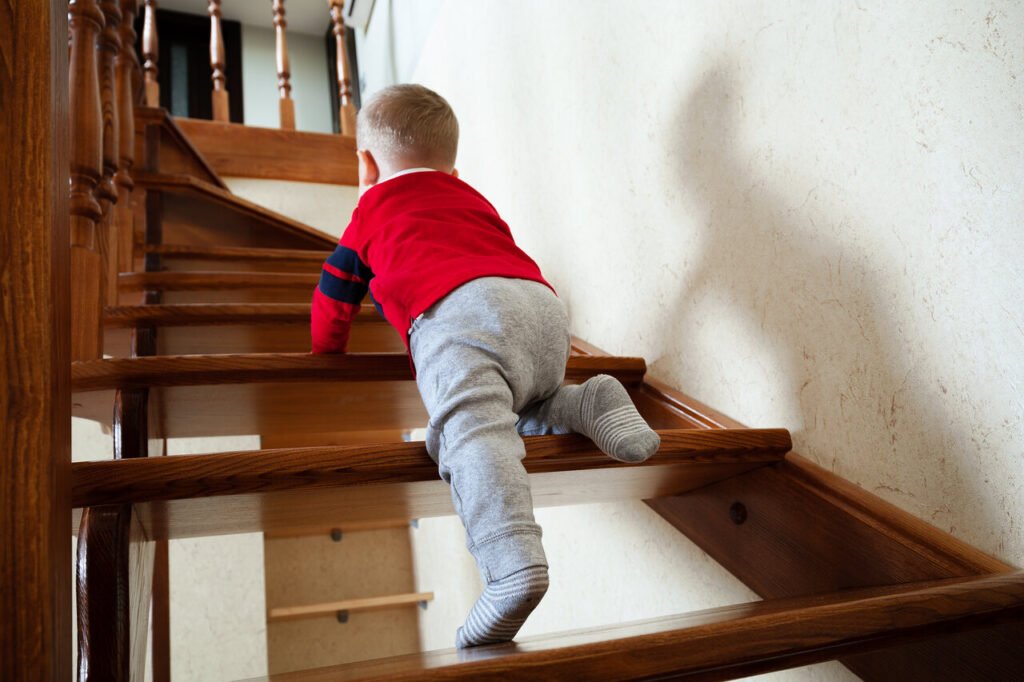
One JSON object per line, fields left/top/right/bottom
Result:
{"left": 173, "top": 116, "right": 359, "bottom": 186}
{"left": 71, "top": 429, "right": 791, "bottom": 537}
{"left": 243, "top": 572, "right": 1024, "bottom": 681}
{"left": 145, "top": 244, "right": 332, "bottom": 263}
{"left": 135, "top": 107, "right": 227, "bottom": 189}
{"left": 71, "top": 353, "right": 647, "bottom": 392}
{"left": 119, "top": 271, "right": 320, "bottom": 292}
{"left": 134, "top": 171, "right": 336, "bottom": 250}
{"left": 104, "top": 303, "right": 353, "bottom": 327}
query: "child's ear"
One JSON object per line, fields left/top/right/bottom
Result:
{"left": 357, "top": 149, "right": 380, "bottom": 189}
{"left": 451, "top": 168, "right": 459, "bottom": 179}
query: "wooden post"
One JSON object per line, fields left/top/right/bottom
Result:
{"left": 116, "top": 0, "right": 140, "bottom": 276}
{"left": 208, "top": 0, "right": 230, "bottom": 122}
{"left": 97, "top": 0, "right": 122, "bottom": 307}
{"left": 0, "top": 1, "right": 71, "bottom": 677}
{"left": 69, "top": 0, "right": 106, "bottom": 360}
{"left": 142, "top": 0, "right": 159, "bottom": 107}
{"left": 328, "top": 0, "right": 356, "bottom": 136}
{"left": 273, "top": 0, "right": 296, "bottom": 130}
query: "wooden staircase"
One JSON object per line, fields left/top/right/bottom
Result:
{"left": 3, "top": 3, "right": 1022, "bottom": 681}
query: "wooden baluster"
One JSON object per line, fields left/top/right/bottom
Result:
{"left": 328, "top": 0, "right": 356, "bottom": 136}
{"left": 273, "top": 0, "right": 296, "bottom": 129}
{"left": 142, "top": 0, "right": 159, "bottom": 107}
{"left": 98, "top": 0, "right": 122, "bottom": 308}
{"left": 116, "top": 0, "right": 140, "bottom": 276}
{"left": 69, "top": 0, "right": 106, "bottom": 361}
{"left": 208, "top": 0, "right": 230, "bottom": 121}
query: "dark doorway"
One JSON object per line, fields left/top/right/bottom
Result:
{"left": 136, "top": 9, "right": 245, "bottom": 123}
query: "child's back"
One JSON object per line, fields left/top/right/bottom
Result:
{"left": 312, "top": 84, "right": 659, "bottom": 647}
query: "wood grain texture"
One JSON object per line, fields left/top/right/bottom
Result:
{"left": 71, "top": 352, "right": 647, "bottom": 392}
{"left": 174, "top": 117, "right": 359, "bottom": 185}
{"left": 0, "top": 2, "right": 71, "bottom": 677}
{"left": 243, "top": 572, "right": 1024, "bottom": 682}
{"left": 119, "top": 270, "right": 319, "bottom": 292}
{"left": 207, "top": 0, "right": 230, "bottom": 122}
{"left": 268, "top": 592, "right": 434, "bottom": 624}
{"left": 145, "top": 243, "right": 331, "bottom": 262}
{"left": 133, "top": 170, "right": 335, "bottom": 248}
{"left": 71, "top": 429, "right": 790, "bottom": 508}
{"left": 134, "top": 107, "right": 226, "bottom": 187}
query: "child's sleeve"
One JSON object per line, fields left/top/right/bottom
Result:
{"left": 310, "top": 240, "right": 374, "bottom": 354}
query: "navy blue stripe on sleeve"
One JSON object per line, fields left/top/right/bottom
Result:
{"left": 327, "top": 245, "right": 374, "bottom": 282}
{"left": 318, "top": 270, "right": 368, "bottom": 304}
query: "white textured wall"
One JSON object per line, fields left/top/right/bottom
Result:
{"left": 403, "top": 1, "right": 1022, "bottom": 679}
{"left": 223, "top": 177, "right": 359, "bottom": 239}
{"left": 353, "top": 0, "right": 444, "bottom": 100}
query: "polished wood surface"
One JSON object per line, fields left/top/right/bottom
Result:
{"left": 0, "top": 3, "right": 71, "bottom": 675}
{"left": 263, "top": 518, "right": 414, "bottom": 540}
{"left": 207, "top": 0, "right": 230, "bottom": 122}
{"left": 134, "top": 171, "right": 336, "bottom": 248}
{"left": 268, "top": 592, "right": 435, "bottom": 624}
{"left": 104, "top": 302, "right": 336, "bottom": 327}
{"left": 145, "top": 243, "right": 331, "bottom": 263}
{"left": 135, "top": 107, "right": 227, "bottom": 187}
{"left": 272, "top": 0, "right": 296, "bottom": 129}
{"left": 74, "top": 431, "right": 782, "bottom": 538}
{"left": 119, "top": 270, "right": 319, "bottom": 292}
{"left": 174, "top": 117, "right": 359, "bottom": 185}
{"left": 114, "top": 0, "right": 139, "bottom": 278}
{"left": 72, "top": 429, "right": 790, "bottom": 508}
{"left": 248, "top": 572, "right": 1024, "bottom": 682}
{"left": 69, "top": 0, "right": 105, "bottom": 360}
{"left": 97, "top": 0, "right": 122, "bottom": 309}
{"left": 71, "top": 353, "right": 648, "bottom": 392}
{"left": 328, "top": 0, "right": 356, "bottom": 136}
{"left": 142, "top": 0, "right": 159, "bottom": 106}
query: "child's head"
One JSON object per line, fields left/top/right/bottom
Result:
{"left": 356, "top": 84, "right": 459, "bottom": 190}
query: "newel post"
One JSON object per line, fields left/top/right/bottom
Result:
{"left": 142, "top": 0, "right": 159, "bottom": 106}
{"left": 273, "top": 0, "right": 296, "bottom": 129}
{"left": 328, "top": 0, "right": 356, "bottom": 136}
{"left": 208, "top": 0, "right": 230, "bottom": 121}
{"left": 69, "top": 0, "right": 106, "bottom": 360}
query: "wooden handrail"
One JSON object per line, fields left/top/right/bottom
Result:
{"left": 268, "top": 592, "right": 434, "bottom": 624}
{"left": 142, "top": 0, "right": 159, "bottom": 106}
{"left": 207, "top": 0, "right": 229, "bottom": 121}
{"left": 70, "top": 352, "right": 649, "bottom": 391}
{"left": 71, "top": 429, "right": 792, "bottom": 508}
{"left": 328, "top": 0, "right": 357, "bottom": 136}
{"left": 272, "top": 0, "right": 296, "bottom": 129}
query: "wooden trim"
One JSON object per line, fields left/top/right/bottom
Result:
{"left": 132, "top": 170, "right": 337, "bottom": 247}
{"left": 104, "top": 303, "right": 356, "bottom": 328}
{"left": 263, "top": 518, "right": 413, "bottom": 540}
{"left": 71, "top": 353, "right": 649, "bottom": 392}
{"left": 71, "top": 429, "right": 790, "bottom": 508}
{"left": 144, "top": 243, "right": 331, "bottom": 262}
{"left": 119, "top": 271, "right": 320, "bottom": 292}
{"left": 243, "top": 572, "right": 1024, "bottom": 682}
{"left": 268, "top": 592, "right": 434, "bottom": 624}
{"left": 0, "top": 2, "right": 71, "bottom": 677}
{"left": 134, "top": 107, "right": 227, "bottom": 188}
{"left": 173, "top": 117, "right": 359, "bottom": 186}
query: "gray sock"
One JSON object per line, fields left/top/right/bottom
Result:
{"left": 518, "top": 375, "right": 660, "bottom": 462}
{"left": 456, "top": 565, "right": 549, "bottom": 648}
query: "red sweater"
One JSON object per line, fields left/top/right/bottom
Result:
{"left": 311, "top": 171, "right": 552, "bottom": 354}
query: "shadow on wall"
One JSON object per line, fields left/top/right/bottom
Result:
{"left": 656, "top": 60, "right": 1000, "bottom": 548}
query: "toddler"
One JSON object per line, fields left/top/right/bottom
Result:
{"left": 311, "top": 84, "right": 660, "bottom": 648}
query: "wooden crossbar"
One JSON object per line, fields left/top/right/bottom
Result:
{"left": 267, "top": 592, "right": 435, "bottom": 624}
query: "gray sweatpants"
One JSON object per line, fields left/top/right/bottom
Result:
{"left": 409, "top": 276, "right": 570, "bottom": 583}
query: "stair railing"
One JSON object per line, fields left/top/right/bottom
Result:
{"left": 137, "top": 0, "right": 358, "bottom": 133}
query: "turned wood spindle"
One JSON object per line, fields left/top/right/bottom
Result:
{"left": 208, "top": 0, "right": 230, "bottom": 122}
{"left": 273, "top": 0, "right": 296, "bottom": 130}
{"left": 68, "top": 0, "right": 106, "bottom": 361}
{"left": 116, "top": 0, "right": 140, "bottom": 277}
{"left": 142, "top": 0, "right": 159, "bottom": 106}
{"left": 97, "top": 0, "right": 122, "bottom": 307}
{"left": 328, "top": 0, "right": 356, "bottom": 136}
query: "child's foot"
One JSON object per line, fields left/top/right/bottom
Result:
{"left": 577, "top": 375, "right": 660, "bottom": 463}
{"left": 455, "top": 565, "right": 549, "bottom": 648}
